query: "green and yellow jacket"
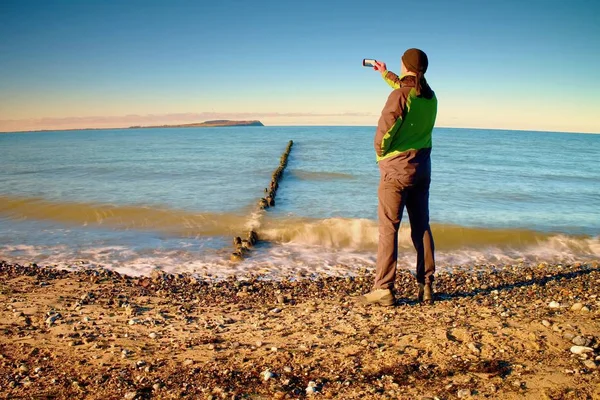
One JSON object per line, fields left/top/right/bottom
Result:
{"left": 374, "top": 70, "right": 437, "bottom": 183}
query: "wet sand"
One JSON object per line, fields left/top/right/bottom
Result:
{"left": 1, "top": 261, "right": 599, "bottom": 399}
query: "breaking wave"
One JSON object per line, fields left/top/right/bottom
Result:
{"left": 1, "top": 195, "right": 598, "bottom": 278}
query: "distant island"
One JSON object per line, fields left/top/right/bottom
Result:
{"left": 128, "top": 120, "right": 264, "bottom": 129}
{"left": 0, "top": 120, "right": 265, "bottom": 134}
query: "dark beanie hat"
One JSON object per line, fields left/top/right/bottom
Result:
{"left": 402, "top": 48, "right": 428, "bottom": 74}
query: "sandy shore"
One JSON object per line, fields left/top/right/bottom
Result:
{"left": 1, "top": 260, "right": 599, "bottom": 399}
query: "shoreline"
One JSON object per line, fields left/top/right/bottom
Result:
{"left": 1, "top": 260, "right": 599, "bottom": 399}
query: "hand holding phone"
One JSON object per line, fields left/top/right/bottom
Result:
{"left": 363, "top": 59, "right": 387, "bottom": 74}
{"left": 362, "top": 59, "right": 376, "bottom": 68}
{"left": 373, "top": 61, "right": 386, "bottom": 72}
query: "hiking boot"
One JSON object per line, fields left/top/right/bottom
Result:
{"left": 358, "top": 289, "right": 395, "bottom": 306}
{"left": 418, "top": 283, "right": 434, "bottom": 304}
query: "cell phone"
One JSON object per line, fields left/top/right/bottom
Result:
{"left": 362, "top": 59, "right": 376, "bottom": 67}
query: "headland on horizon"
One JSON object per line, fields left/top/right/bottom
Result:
{"left": 128, "top": 120, "right": 265, "bottom": 129}
{"left": 0, "top": 120, "right": 265, "bottom": 134}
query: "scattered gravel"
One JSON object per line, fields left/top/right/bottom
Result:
{"left": 0, "top": 260, "right": 598, "bottom": 399}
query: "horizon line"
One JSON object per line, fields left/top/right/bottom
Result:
{"left": 1, "top": 124, "right": 598, "bottom": 136}
{"left": 2, "top": 111, "right": 599, "bottom": 135}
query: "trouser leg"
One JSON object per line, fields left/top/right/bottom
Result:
{"left": 374, "top": 179, "right": 405, "bottom": 290}
{"left": 405, "top": 182, "right": 435, "bottom": 284}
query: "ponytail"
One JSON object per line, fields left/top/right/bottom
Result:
{"left": 414, "top": 73, "right": 432, "bottom": 98}
{"left": 415, "top": 72, "right": 423, "bottom": 96}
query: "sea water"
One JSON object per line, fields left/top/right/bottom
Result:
{"left": 0, "top": 126, "right": 599, "bottom": 277}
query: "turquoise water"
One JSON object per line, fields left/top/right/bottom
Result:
{"left": 1, "top": 127, "right": 599, "bottom": 277}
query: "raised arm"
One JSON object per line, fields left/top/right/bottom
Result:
{"left": 374, "top": 61, "right": 401, "bottom": 89}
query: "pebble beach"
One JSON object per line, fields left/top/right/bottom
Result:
{"left": 1, "top": 260, "right": 599, "bottom": 399}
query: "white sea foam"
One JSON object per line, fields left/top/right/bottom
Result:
{"left": 244, "top": 210, "right": 265, "bottom": 232}
{"left": 1, "top": 233, "right": 598, "bottom": 279}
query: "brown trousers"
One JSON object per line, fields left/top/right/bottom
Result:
{"left": 374, "top": 175, "right": 436, "bottom": 289}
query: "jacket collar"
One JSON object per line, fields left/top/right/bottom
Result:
{"left": 399, "top": 74, "right": 417, "bottom": 87}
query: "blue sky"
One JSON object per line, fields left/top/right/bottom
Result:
{"left": 0, "top": 0, "right": 599, "bottom": 132}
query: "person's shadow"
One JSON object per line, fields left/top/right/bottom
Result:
{"left": 393, "top": 266, "right": 599, "bottom": 306}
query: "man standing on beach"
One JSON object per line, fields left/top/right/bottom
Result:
{"left": 360, "top": 48, "right": 438, "bottom": 306}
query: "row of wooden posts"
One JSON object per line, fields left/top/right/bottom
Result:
{"left": 230, "top": 140, "right": 294, "bottom": 262}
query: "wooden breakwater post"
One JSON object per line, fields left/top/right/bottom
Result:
{"left": 231, "top": 140, "right": 294, "bottom": 262}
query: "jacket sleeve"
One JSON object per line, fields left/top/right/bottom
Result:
{"left": 374, "top": 89, "right": 404, "bottom": 157}
{"left": 382, "top": 70, "right": 401, "bottom": 89}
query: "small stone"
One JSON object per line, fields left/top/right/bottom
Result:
{"left": 152, "top": 383, "right": 162, "bottom": 390}
{"left": 128, "top": 319, "right": 138, "bottom": 325}
{"left": 467, "top": 342, "right": 480, "bottom": 355}
{"left": 457, "top": 389, "right": 471, "bottom": 398}
{"left": 270, "top": 346, "right": 278, "bottom": 352}
{"left": 572, "top": 336, "right": 591, "bottom": 347}
{"left": 277, "top": 294, "right": 285, "bottom": 304}
{"left": 570, "top": 345, "right": 594, "bottom": 355}
{"left": 270, "top": 308, "right": 282, "bottom": 314}
{"left": 571, "top": 303, "right": 584, "bottom": 312}
{"left": 583, "top": 360, "right": 597, "bottom": 370}
{"left": 183, "top": 359, "right": 194, "bottom": 367}
{"left": 261, "top": 370, "right": 275, "bottom": 381}
{"left": 18, "top": 364, "right": 29, "bottom": 373}
{"left": 563, "top": 332, "right": 576, "bottom": 341}
{"left": 548, "top": 301, "right": 560, "bottom": 309}
{"left": 541, "top": 320, "right": 551, "bottom": 327}
{"left": 255, "top": 341, "right": 263, "bottom": 347}
{"left": 149, "top": 332, "right": 157, "bottom": 339}
{"left": 283, "top": 366, "right": 292, "bottom": 373}
{"left": 151, "top": 269, "right": 166, "bottom": 282}
{"left": 581, "top": 306, "right": 590, "bottom": 313}
{"left": 124, "top": 391, "right": 137, "bottom": 400}
{"left": 306, "top": 381, "right": 318, "bottom": 394}
{"left": 45, "top": 312, "right": 62, "bottom": 326}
